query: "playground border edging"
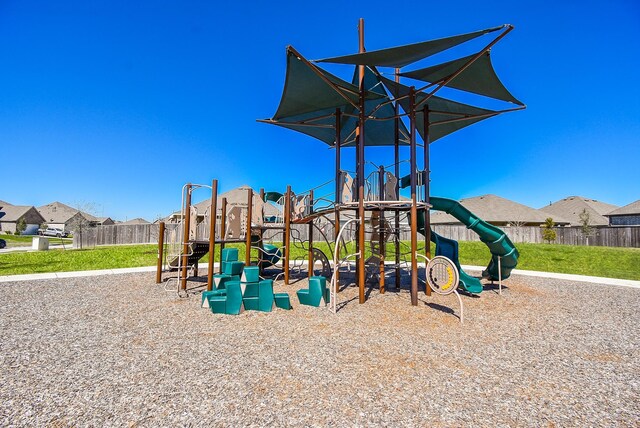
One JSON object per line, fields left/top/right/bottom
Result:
{"left": 0, "top": 263, "right": 639, "bottom": 289}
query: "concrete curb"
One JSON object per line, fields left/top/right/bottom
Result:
{"left": 1, "top": 262, "right": 638, "bottom": 289}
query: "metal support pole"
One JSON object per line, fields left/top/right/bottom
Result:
{"left": 156, "top": 221, "right": 165, "bottom": 284}
{"left": 258, "top": 188, "right": 265, "bottom": 276}
{"left": 219, "top": 197, "right": 227, "bottom": 274}
{"left": 409, "top": 88, "right": 418, "bottom": 306}
{"left": 284, "top": 185, "right": 292, "bottom": 285}
{"left": 334, "top": 108, "right": 341, "bottom": 291}
{"left": 207, "top": 179, "right": 218, "bottom": 291}
{"left": 498, "top": 256, "right": 503, "bottom": 295}
{"left": 245, "top": 188, "right": 253, "bottom": 266}
{"left": 308, "top": 190, "right": 314, "bottom": 278}
{"left": 357, "top": 17, "right": 366, "bottom": 304}
{"left": 394, "top": 67, "right": 401, "bottom": 289}
{"left": 181, "top": 184, "right": 192, "bottom": 291}
{"left": 378, "top": 165, "right": 385, "bottom": 293}
{"left": 423, "top": 105, "right": 431, "bottom": 297}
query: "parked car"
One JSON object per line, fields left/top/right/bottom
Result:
{"left": 0, "top": 239, "right": 6, "bottom": 249}
{"left": 41, "top": 227, "right": 70, "bottom": 238}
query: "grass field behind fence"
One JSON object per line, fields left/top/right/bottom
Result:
{"left": 1, "top": 241, "right": 639, "bottom": 281}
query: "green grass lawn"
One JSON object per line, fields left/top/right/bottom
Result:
{"left": 0, "top": 241, "right": 638, "bottom": 281}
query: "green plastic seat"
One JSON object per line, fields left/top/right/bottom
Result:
{"left": 221, "top": 248, "right": 240, "bottom": 275}
{"left": 258, "top": 279, "right": 275, "bottom": 312}
{"left": 202, "top": 275, "right": 240, "bottom": 308}
{"left": 223, "top": 261, "right": 244, "bottom": 276}
{"left": 242, "top": 280, "right": 261, "bottom": 310}
{"left": 201, "top": 289, "right": 225, "bottom": 308}
{"left": 274, "top": 292, "right": 292, "bottom": 310}
{"left": 297, "top": 276, "right": 329, "bottom": 307}
{"left": 209, "top": 280, "right": 243, "bottom": 315}
{"left": 239, "top": 279, "right": 279, "bottom": 312}
{"left": 241, "top": 266, "right": 260, "bottom": 283}
{"left": 221, "top": 247, "right": 239, "bottom": 262}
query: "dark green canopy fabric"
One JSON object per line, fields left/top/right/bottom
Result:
{"left": 399, "top": 51, "right": 523, "bottom": 105}
{"left": 265, "top": 50, "right": 409, "bottom": 147}
{"left": 273, "top": 50, "right": 386, "bottom": 120}
{"left": 315, "top": 26, "right": 503, "bottom": 68}
{"left": 341, "top": 66, "right": 410, "bottom": 147}
{"left": 379, "top": 76, "right": 497, "bottom": 143}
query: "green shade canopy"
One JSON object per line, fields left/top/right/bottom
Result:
{"left": 399, "top": 51, "right": 523, "bottom": 105}
{"left": 273, "top": 49, "right": 386, "bottom": 121}
{"left": 379, "top": 76, "right": 498, "bottom": 143}
{"left": 315, "top": 26, "right": 504, "bottom": 68}
{"left": 264, "top": 49, "right": 409, "bottom": 147}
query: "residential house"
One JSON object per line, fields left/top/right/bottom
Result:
{"left": 539, "top": 196, "right": 618, "bottom": 227}
{"left": 605, "top": 200, "right": 640, "bottom": 226}
{"left": 167, "top": 185, "right": 281, "bottom": 224}
{"left": 95, "top": 217, "right": 115, "bottom": 225}
{"left": 37, "top": 201, "right": 95, "bottom": 232}
{"left": 120, "top": 218, "right": 151, "bottom": 225}
{"left": 431, "top": 194, "right": 571, "bottom": 226}
{"left": 0, "top": 204, "right": 46, "bottom": 234}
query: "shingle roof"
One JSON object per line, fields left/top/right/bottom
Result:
{"left": 430, "top": 194, "right": 571, "bottom": 225}
{"left": 37, "top": 201, "right": 96, "bottom": 224}
{"left": 539, "top": 196, "right": 618, "bottom": 226}
{"left": 0, "top": 205, "right": 34, "bottom": 222}
{"left": 0, "top": 205, "right": 45, "bottom": 223}
{"left": 0, "top": 200, "right": 13, "bottom": 208}
{"left": 120, "top": 218, "right": 151, "bottom": 225}
{"left": 606, "top": 199, "right": 640, "bottom": 216}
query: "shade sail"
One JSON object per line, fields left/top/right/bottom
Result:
{"left": 315, "top": 26, "right": 504, "bottom": 68}
{"left": 399, "top": 51, "right": 523, "bottom": 105}
{"left": 273, "top": 49, "right": 386, "bottom": 120}
{"left": 265, "top": 49, "right": 410, "bottom": 147}
{"left": 380, "top": 76, "right": 498, "bottom": 143}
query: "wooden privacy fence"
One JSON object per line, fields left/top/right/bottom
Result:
{"left": 74, "top": 223, "right": 640, "bottom": 248}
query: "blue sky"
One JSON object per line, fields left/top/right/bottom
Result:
{"left": 1, "top": 1, "right": 639, "bottom": 221}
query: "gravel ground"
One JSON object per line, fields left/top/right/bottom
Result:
{"left": 1, "top": 270, "right": 638, "bottom": 427}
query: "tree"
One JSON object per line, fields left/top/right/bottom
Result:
{"left": 15, "top": 218, "right": 27, "bottom": 235}
{"left": 541, "top": 217, "right": 557, "bottom": 244}
{"left": 578, "top": 208, "right": 594, "bottom": 243}
{"left": 68, "top": 201, "right": 98, "bottom": 249}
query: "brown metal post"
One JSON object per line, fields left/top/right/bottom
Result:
{"left": 308, "top": 190, "right": 314, "bottom": 278}
{"left": 394, "top": 67, "right": 401, "bottom": 289}
{"left": 245, "top": 188, "right": 253, "bottom": 266}
{"left": 409, "top": 88, "right": 418, "bottom": 306}
{"left": 258, "top": 188, "right": 265, "bottom": 276}
{"left": 378, "top": 165, "right": 385, "bottom": 293}
{"left": 181, "top": 184, "right": 192, "bottom": 291}
{"left": 219, "top": 197, "right": 227, "bottom": 274}
{"left": 284, "top": 185, "right": 292, "bottom": 285}
{"left": 207, "top": 179, "right": 218, "bottom": 291}
{"left": 334, "top": 108, "right": 341, "bottom": 291}
{"left": 156, "top": 221, "right": 165, "bottom": 284}
{"left": 423, "top": 106, "right": 432, "bottom": 297}
{"left": 357, "top": 17, "right": 366, "bottom": 304}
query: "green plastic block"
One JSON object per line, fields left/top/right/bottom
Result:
{"left": 223, "top": 261, "right": 244, "bottom": 276}
{"left": 274, "top": 293, "right": 292, "bottom": 310}
{"left": 243, "top": 281, "right": 259, "bottom": 298}
{"left": 221, "top": 248, "right": 239, "bottom": 262}
{"left": 201, "top": 289, "right": 226, "bottom": 308}
{"left": 258, "top": 280, "right": 275, "bottom": 312}
{"left": 243, "top": 296, "right": 260, "bottom": 311}
{"left": 241, "top": 266, "right": 260, "bottom": 283}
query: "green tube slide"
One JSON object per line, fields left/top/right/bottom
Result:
{"left": 400, "top": 180, "right": 519, "bottom": 293}
{"left": 427, "top": 196, "right": 519, "bottom": 282}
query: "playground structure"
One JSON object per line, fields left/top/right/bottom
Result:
{"left": 155, "top": 19, "right": 525, "bottom": 318}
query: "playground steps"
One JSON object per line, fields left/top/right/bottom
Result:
{"left": 168, "top": 240, "right": 210, "bottom": 270}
